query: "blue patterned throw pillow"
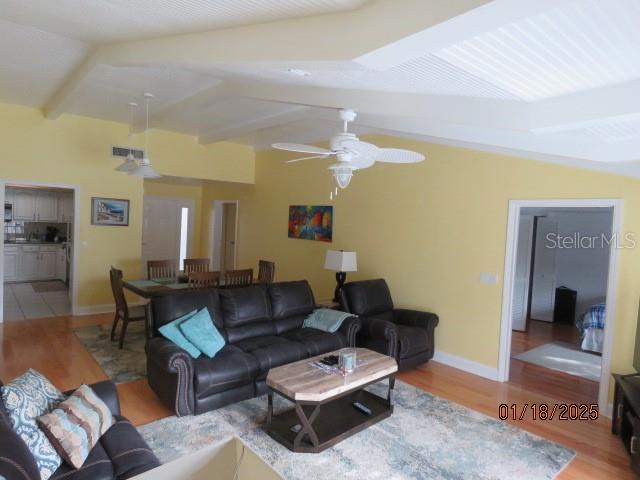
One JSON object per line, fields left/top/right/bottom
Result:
{"left": 1, "top": 369, "right": 66, "bottom": 480}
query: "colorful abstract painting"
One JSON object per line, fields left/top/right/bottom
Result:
{"left": 288, "top": 205, "right": 333, "bottom": 242}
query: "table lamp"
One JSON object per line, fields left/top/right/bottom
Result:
{"left": 324, "top": 250, "right": 357, "bottom": 302}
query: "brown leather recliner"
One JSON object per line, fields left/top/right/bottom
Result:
{"left": 340, "top": 279, "right": 439, "bottom": 371}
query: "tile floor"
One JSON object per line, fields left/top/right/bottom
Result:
{"left": 3, "top": 282, "right": 71, "bottom": 320}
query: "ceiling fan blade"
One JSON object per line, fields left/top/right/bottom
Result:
{"left": 285, "top": 155, "right": 331, "bottom": 164}
{"left": 272, "top": 143, "right": 333, "bottom": 155}
{"left": 377, "top": 148, "right": 425, "bottom": 163}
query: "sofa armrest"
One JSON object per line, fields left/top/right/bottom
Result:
{"left": 337, "top": 316, "right": 361, "bottom": 347}
{"left": 359, "top": 316, "right": 398, "bottom": 358}
{"left": 145, "top": 337, "right": 195, "bottom": 416}
{"left": 0, "top": 421, "right": 40, "bottom": 480}
{"left": 89, "top": 381, "right": 121, "bottom": 416}
{"left": 394, "top": 309, "right": 439, "bottom": 330}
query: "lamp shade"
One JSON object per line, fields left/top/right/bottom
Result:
{"left": 324, "top": 250, "right": 357, "bottom": 272}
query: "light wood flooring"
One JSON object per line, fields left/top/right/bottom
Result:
{"left": 0, "top": 314, "right": 631, "bottom": 479}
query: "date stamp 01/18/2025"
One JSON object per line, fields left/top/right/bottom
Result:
{"left": 498, "top": 403, "right": 599, "bottom": 421}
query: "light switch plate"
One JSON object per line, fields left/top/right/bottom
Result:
{"left": 480, "top": 272, "right": 499, "bottom": 284}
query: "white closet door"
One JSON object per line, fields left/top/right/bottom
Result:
{"left": 512, "top": 215, "right": 534, "bottom": 331}
{"left": 530, "top": 217, "right": 558, "bottom": 322}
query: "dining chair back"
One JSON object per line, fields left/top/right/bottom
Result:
{"left": 109, "top": 267, "right": 147, "bottom": 349}
{"left": 258, "top": 260, "right": 275, "bottom": 284}
{"left": 223, "top": 268, "right": 253, "bottom": 288}
{"left": 147, "top": 259, "right": 176, "bottom": 280}
{"left": 184, "top": 258, "right": 210, "bottom": 275}
{"left": 188, "top": 271, "right": 220, "bottom": 289}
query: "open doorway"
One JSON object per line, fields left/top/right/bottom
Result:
{"left": 500, "top": 199, "right": 621, "bottom": 412}
{"left": 1, "top": 182, "right": 78, "bottom": 322}
{"left": 211, "top": 200, "right": 238, "bottom": 273}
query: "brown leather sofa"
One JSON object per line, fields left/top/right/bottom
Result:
{"left": 145, "top": 280, "right": 361, "bottom": 416}
{"left": 0, "top": 380, "right": 160, "bottom": 480}
{"left": 340, "top": 279, "right": 439, "bottom": 371}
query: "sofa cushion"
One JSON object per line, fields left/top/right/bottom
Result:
{"left": 151, "top": 290, "right": 224, "bottom": 334}
{"left": 51, "top": 441, "right": 114, "bottom": 480}
{"left": 37, "top": 384, "right": 115, "bottom": 469}
{"left": 180, "top": 308, "right": 225, "bottom": 358}
{"left": 193, "top": 345, "right": 259, "bottom": 398}
{"left": 99, "top": 415, "right": 160, "bottom": 479}
{"left": 397, "top": 325, "right": 431, "bottom": 359}
{"left": 1, "top": 369, "right": 66, "bottom": 480}
{"left": 158, "top": 309, "right": 201, "bottom": 358}
{"left": 281, "top": 328, "right": 348, "bottom": 356}
{"left": 219, "top": 286, "right": 275, "bottom": 343}
{"left": 268, "top": 281, "right": 315, "bottom": 320}
{"left": 343, "top": 279, "right": 394, "bottom": 317}
{"left": 234, "top": 336, "right": 307, "bottom": 376}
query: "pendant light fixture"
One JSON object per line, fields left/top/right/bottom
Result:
{"left": 115, "top": 102, "right": 139, "bottom": 173}
{"left": 130, "top": 93, "right": 161, "bottom": 179}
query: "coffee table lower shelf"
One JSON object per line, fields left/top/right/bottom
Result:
{"left": 265, "top": 388, "right": 393, "bottom": 453}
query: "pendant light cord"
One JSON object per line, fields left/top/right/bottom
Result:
{"left": 144, "top": 96, "right": 150, "bottom": 159}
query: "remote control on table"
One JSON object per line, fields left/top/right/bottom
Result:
{"left": 352, "top": 402, "right": 372, "bottom": 415}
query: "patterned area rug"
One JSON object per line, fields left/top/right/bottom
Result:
{"left": 73, "top": 323, "right": 147, "bottom": 384}
{"left": 31, "top": 280, "right": 67, "bottom": 292}
{"left": 139, "top": 380, "right": 575, "bottom": 480}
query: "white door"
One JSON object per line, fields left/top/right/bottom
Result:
{"left": 39, "top": 251, "right": 57, "bottom": 279}
{"left": 13, "top": 190, "right": 36, "bottom": 221}
{"left": 142, "top": 196, "right": 194, "bottom": 276}
{"left": 36, "top": 192, "right": 58, "bottom": 222}
{"left": 530, "top": 217, "right": 558, "bottom": 322}
{"left": 512, "top": 214, "right": 534, "bottom": 331}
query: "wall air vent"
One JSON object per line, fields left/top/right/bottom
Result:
{"left": 111, "top": 146, "right": 144, "bottom": 159}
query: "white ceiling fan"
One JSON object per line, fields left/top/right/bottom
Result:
{"left": 272, "top": 109, "right": 425, "bottom": 189}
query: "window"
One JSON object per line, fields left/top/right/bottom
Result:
{"left": 179, "top": 207, "right": 189, "bottom": 270}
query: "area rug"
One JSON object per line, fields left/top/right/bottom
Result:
{"left": 31, "top": 280, "right": 67, "bottom": 292}
{"left": 73, "top": 322, "right": 146, "bottom": 383}
{"left": 513, "top": 342, "right": 601, "bottom": 381}
{"left": 139, "top": 380, "right": 575, "bottom": 480}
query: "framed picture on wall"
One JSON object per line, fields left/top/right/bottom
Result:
{"left": 288, "top": 205, "right": 333, "bottom": 242}
{"left": 91, "top": 197, "right": 130, "bottom": 226}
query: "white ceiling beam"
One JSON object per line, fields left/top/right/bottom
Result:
{"left": 355, "top": 0, "right": 574, "bottom": 70}
{"left": 198, "top": 106, "right": 311, "bottom": 144}
{"left": 529, "top": 79, "right": 640, "bottom": 134}
{"left": 43, "top": 52, "right": 97, "bottom": 119}
{"left": 93, "top": 0, "right": 491, "bottom": 67}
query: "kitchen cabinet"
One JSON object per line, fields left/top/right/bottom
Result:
{"left": 3, "top": 246, "right": 18, "bottom": 281}
{"left": 12, "top": 190, "right": 37, "bottom": 221}
{"left": 39, "top": 248, "right": 57, "bottom": 279}
{"left": 36, "top": 192, "right": 59, "bottom": 222}
{"left": 20, "top": 246, "right": 39, "bottom": 280}
{"left": 58, "top": 193, "right": 74, "bottom": 223}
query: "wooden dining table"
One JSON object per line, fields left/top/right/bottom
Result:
{"left": 123, "top": 277, "right": 259, "bottom": 299}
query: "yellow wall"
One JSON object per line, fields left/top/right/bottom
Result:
{"left": 0, "top": 103, "right": 254, "bottom": 307}
{"left": 201, "top": 136, "right": 640, "bottom": 387}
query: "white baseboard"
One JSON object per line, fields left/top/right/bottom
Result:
{"left": 74, "top": 301, "right": 146, "bottom": 316}
{"left": 432, "top": 350, "right": 499, "bottom": 381}
{"left": 603, "top": 402, "right": 613, "bottom": 419}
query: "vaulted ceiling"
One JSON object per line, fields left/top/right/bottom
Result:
{"left": 2, "top": 0, "right": 640, "bottom": 176}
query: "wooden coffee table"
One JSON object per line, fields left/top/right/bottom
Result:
{"left": 265, "top": 348, "right": 397, "bottom": 453}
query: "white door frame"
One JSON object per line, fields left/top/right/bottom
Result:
{"left": 142, "top": 195, "right": 195, "bottom": 274}
{"left": 0, "top": 179, "right": 81, "bottom": 321}
{"left": 499, "top": 198, "right": 622, "bottom": 413}
{"left": 209, "top": 200, "right": 239, "bottom": 271}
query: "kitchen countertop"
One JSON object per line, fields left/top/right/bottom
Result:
{"left": 4, "top": 241, "right": 67, "bottom": 245}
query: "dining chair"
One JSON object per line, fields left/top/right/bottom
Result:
{"left": 258, "top": 260, "right": 275, "bottom": 283}
{"left": 223, "top": 268, "right": 254, "bottom": 288}
{"left": 147, "top": 259, "right": 176, "bottom": 280}
{"left": 184, "top": 258, "right": 210, "bottom": 275}
{"left": 109, "top": 267, "right": 147, "bottom": 349}
{"left": 188, "top": 271, "right": 220, "bottom": 289}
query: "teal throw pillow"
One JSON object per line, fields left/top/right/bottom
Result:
{"left": 179, "top": 308, "right": 225, "bottom": 358}
{"left": 158, "top": 310, "right": 201, "bottom": 358}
